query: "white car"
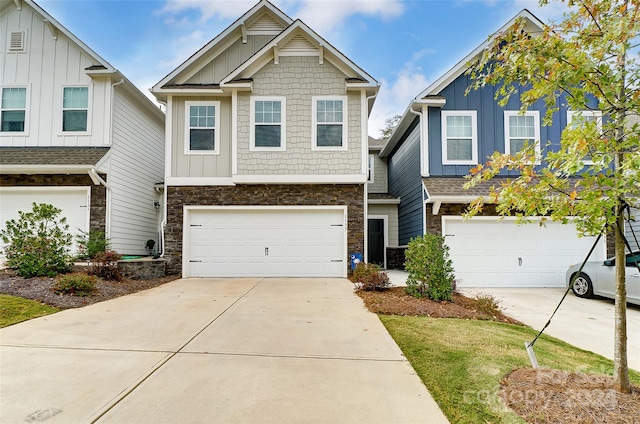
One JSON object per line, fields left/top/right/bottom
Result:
{"left": 566, "top": 251, "right": 640, "bottom": 306}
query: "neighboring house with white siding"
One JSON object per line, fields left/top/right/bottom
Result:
{"left": 152, "top": 0, "right": 378, "bottom": 277}
{"left": 0, "top": 0, "right": 165, "bottom": 255}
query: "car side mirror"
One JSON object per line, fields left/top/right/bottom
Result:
{"left": 603, "top": 259, "right": 614, "bottom": 266}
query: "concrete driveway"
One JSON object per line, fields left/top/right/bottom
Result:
{"left": 0, "top": 278, "right": 448, "bottom": 424}
{"left": 462, "top": 287, "right": 640, "bottom": 371}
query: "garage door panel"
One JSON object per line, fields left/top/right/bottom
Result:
{"left": 445, "top": 218, "right": 606, "bottom": 288}
{"left": 0, "top": 188, "right": 89, "bottom": 255}
{"left": 186, "top": 209, "right": 345, "bottom": 278}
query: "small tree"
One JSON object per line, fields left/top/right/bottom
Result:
{"left": 76, "top": 230, "right": 110, "bottom": 260}
{"left": 404, "top": 233, "right": 455, "bottom": 301}
{"left": 466, "top": 0, "right": 639, "bottom": 393}
{"left": 379, "top": 114, "right": 401, "bottom": 138}
{"left": 0, "top": 203, "right": 73, "bottom": 277}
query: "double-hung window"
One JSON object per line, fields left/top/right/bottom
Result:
{"left": 251, "top": 97, "right": 285, "bottom": 151}
{"left": 62, "top": 86, "right": 89, "bottom": 132}
{"left": 368, "top": 154, "right": 375, "bottom": 183}
{"left": 567, "top": 110, "right": 602, "bottom": 165}
{"left": 441, "top": 111, "right": 477, "bottom": 164}
{"left": 504, "top": 111, "right": 540, "bottom": 159}
{"left": 312, "top": 96, "right": 347, "bottom": 150}
{"left": 185, "top": 101, "right": 220, "bottom": 154}
{"left": 1, "top": 87, "right": 27, "bottom": 132}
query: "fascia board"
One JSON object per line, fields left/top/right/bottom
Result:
{"left": 417, "top": 9, "right": 545, "bottom": 98}
{"left": 23, "top": 0, "right": 114, "bottom": 71}
{"left": 220, "top": 20, "right": 377, "bottom": 86}
{"left": 153, "top": 0, "right": 293, "bottom": 91}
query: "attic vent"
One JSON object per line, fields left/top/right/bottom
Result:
{"left": 247, "top": 13, "right": 284, "bottom": 34}
{"left": 280, "top": 35, "right": 317, "bottom": 55}
{"left": 8, "top": 30, "right": 26, "bottom": 52}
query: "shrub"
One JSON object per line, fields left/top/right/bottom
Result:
{"left": 404, "top": 233, "right": 455, "bottom": 301}
{"left": 88, "top": 250, "right": 123, "bottom": 281}
{"left": 472, "top": 293, "right": 503, "bottom": 317}
{"left": 53, "top": 273, "right": 97, "bottom": 296}
{"left": 0, "top": 203, "right": 72, "bottom": 278}
{"left": 351, "top": 262, "right": 391, "bottom": 291}
{"left": 76, "top": 230, "right": 110, "bottom": 260}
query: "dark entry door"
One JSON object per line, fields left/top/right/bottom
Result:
{"left": 368, "top": 219, "right": 385, "bottom": 267}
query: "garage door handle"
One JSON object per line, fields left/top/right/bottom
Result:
{"left": 190, "top": 260, "right": 202, "bottom": 263}
{"left": 331, "top": 259, "right": 343, "bottom": 263}
{"left": 265, "top": 247, "right": 269, "bottom": 256}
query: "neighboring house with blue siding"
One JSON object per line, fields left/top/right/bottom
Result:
{"left": 0, "top": 0, "right": 165, "bottom": 256}
{"left": 381, "top": 10, "right": 608, "bottom": 288}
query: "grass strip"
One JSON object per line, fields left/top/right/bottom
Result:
{"left": 0, "top": 295, "right": 59, "bottom": 328}
{"left": 380, "top": 316, "right": 640, "bottom": 424}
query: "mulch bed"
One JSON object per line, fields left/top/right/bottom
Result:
{"left": 501, "top": 368, "right": 640, "bottom": 423}
{"left": 0, "top": 266, "right": 179, "bottom": 309}
{"left": 356, "top": 286, "right": 522, "bottom": 324}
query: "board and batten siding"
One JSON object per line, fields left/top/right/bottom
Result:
{"left": 172, "top": 96, "right": 232, "bottom": 178}
{"left": 368, "top": 203, "right": 399, "bottom": 247}
{"left": 185, "top": 36, "right": 274, "bottom": 85}
{"left": 236, "top": 56, "right": 362, "bottom": 175}
{"left": 388, "top": 118, "right": 423, "bottom": 245}
{"left": 1, "top": 3, "right": 110, "bottom": 147}
{"left": 108, "top": 87, "right": 164, "bottom": 254}
{"left": 427, "top": 73, "right": 592, "bottom": 177}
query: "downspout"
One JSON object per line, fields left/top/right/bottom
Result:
{"left": 156, "top": 98, "right": 168, "bottom": 257}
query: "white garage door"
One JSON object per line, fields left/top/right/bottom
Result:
{"left": 0, "top": 188, "right": 90, "bottom": 254}
{"left": 443, "top": 217, "right": 607, "bottom": 288}
{"left": 186, "top": 207, "right": 346, "bottom": 278}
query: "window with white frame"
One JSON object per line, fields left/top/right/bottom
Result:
{"left": 368, "top": 154, "right": 375, "bottom": 183}
{"left": 62, "top": 86, "right": 89, "bottom": 132}
{"left": 1, "top": 87, "right": 27, "bottom": 132}
{"left": 251, "top": 97, "right": 285, "bottom": 150}
{"left": 312, "top": 96, "right": 347, "bottom": 149}
{"left": 567, "top": 110, "right": 602, "bottom": 165}
{"left": 504, "top": 111, "right": 540, "bottom": 157}
{"left": 441, "top": 111, "right": 477, "bottom": 164}
{"left": 185, "top": 101, "right": 220, "bottom": 154}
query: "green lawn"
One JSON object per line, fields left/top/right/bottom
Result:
{"left": 0, "top": 295, "right": 59, "bottom": 328}
{"left": 381, "top": 316, "right": 640, "bottom": 424}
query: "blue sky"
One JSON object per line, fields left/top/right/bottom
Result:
{"left": 38, "top": 0, "right": 568, "bottom": 136}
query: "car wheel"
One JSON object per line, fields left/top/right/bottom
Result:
{"left": 571, "top": 273, "right": 594, "bottom": 298}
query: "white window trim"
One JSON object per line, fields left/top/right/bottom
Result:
{"left": 60, "top": 85, "right": 92, "bottom": 135}
{"left": 250, "top": 96, "right": 286, "bottom": 152}
{"left": 567, "top": 110, "right": 603, "bottom": 166}
{"left": 184, "top": 100, "right": 221, "bottom": 155}
{"left": 441, "top": 110, "right": 478, "bottom": 165}
{"left": 504, "top": 110, "right": 541, "bottom": 161}
{"left": 312, "top": 95, "right": 348, "bottom": 151}
{"left": 368, "top": 153, "right": 375, "bottom": 183}
{"left": 0, "top": 84, "right": 30, "bottom": 136}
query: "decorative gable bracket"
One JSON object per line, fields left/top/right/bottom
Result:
{"left": 44, "top": 19, "right": 58, "bottom": 40}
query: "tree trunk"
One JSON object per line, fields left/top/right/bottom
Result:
{"left": 614, "top": 205, "right": 630, "bottom": 393}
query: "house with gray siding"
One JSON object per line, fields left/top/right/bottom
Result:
{"left": 0, "top": 0, "right": 165, "bottom": 256}
{"left": 382, "top": 10, "right": 610, "bottom": 288}
{"left": 152, "top": 0, "right": 378, "bottom": 277}
{"left": 367, "top": 136, "right": 400, "bottom": 268}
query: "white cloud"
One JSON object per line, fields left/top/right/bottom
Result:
{"left": 159, "top": 0, "right": 404, "bottom": 33}
{"left": 294, "top": 0, "right": 404, "bottom": 33}
{"left": 368, "top": 62, "right": 428, "bottom": 137}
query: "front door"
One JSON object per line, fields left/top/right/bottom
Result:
{"left": 368, "top": 218, "right": 385, "bottom": 267}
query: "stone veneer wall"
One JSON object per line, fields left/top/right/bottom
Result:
{"left": 165, "top": 184, "right": 365, "bottom": 275}
{"left": 0, "top": 174, "right": 107, "bottom": 232}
